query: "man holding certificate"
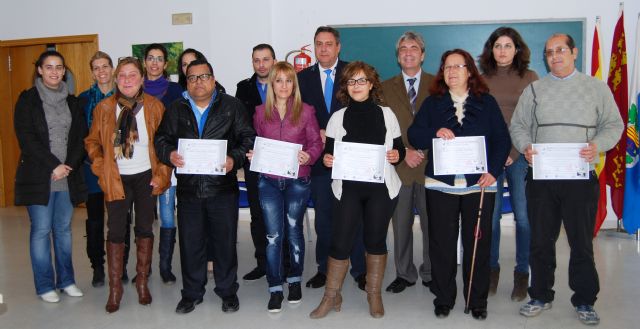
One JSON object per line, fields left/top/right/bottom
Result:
{"left": 154, "top": 59, "right": 256, "bottom": 315}
{"left": 408, "top": 49, "right": 511, "bottom": 320}
{"left": 510, "top": 33, "right": 623, "bottom": 325}
{"left": 247, "top": 61, "right": 323, "bottom": 313}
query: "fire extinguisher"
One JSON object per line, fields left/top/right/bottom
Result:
{"left": 285, "top": 45, "right": 313, "bottom": 72}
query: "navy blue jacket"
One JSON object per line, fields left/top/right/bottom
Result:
{"left": 408, "top": 92, "right": 510, "bottom": 186}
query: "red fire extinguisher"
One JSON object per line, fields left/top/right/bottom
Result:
{"left": 286, "top": 45, "right": 313, "bottom": 72}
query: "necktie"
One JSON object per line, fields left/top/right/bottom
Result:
{"left": 324, "top": 69, "right": 333, "bottom": 113}
{"left": 407, "top": 77, "right": 417, "bottom": 114}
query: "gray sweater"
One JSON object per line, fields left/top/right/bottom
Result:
{"left": 509, "top": 71, "right": 623, "bottom": 169}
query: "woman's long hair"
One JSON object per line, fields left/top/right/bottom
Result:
{"left": 264, "top": 61, "right": 303, "bottom": 125}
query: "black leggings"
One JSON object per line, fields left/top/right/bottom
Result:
{"left": 105, "top": 170, "right": 156, "bottom": 243}
{"left": 330, "top": 181, "right": 397, "bottom": 259}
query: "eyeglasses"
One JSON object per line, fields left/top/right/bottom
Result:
{"left": 346, "top": 78, "right": 369, "bottom": 86}
{"left": 443, "top": 64, "right": 467, "bottom": 72}
{"left": 544, "top": 47, "right": 572, "bottom": 57}
{"left": 117, "top": 56, "right": 139, "bottom": 63}
{"left": 145, "top": 55, "right": 165, "bottom": 63}
{"left": 187, "top": 73, "right": 213, "bottom": 83}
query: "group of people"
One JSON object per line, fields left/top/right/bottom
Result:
{"left": 14, "top": 24, "right": 622, "bottom": 326}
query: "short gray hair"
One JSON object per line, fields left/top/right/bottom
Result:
{"left": 396, "top": 31, "right": 425, "bottom": 54}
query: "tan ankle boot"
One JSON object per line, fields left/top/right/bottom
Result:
{"left": 309, "top": 257, "right": 349, "bottom": 319}
{"left": 511, "top": 271, "right": 529, "bottom": 301}
{"left": 135, "top": 237, "right": 153, "bottom": 305}
{"left": 365, "top": 253, "right": 387, "bottom": 318}
{"left": 106, "top": 242, "right": 125, "bottom": 313}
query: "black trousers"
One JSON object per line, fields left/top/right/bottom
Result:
{"left": 177, "top": 191, "right": 240, "bottom": 300}
{"left": 330, "top": 181, "right": 397, "bottom": 259}
{"left": 86, "top": 192, "right": 105, "bottom": 268}
{"left": 526, "top": 170, "right": 600, "bottom": 306}
{"left": 105, "top": 170, "right": 155, "bottom": 243}
{"left": 426, "top": 189, "right": 495, "bottom": 309}
{"left": 243, "top": 163, "right": 267, "bottom": 270}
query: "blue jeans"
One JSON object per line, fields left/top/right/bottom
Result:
{"left": 259, "top": 175, "right": 310, "bottom": 292}
{"left": 27, "top": 191, "right": 76, "bottom": 295}
{"left": 490, "top": 155, "right": 531, "bottom": 274}
{"left": 159, "top": 185, "right": 176, "bottom": 228}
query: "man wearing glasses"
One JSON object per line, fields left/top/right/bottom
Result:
{"left": 380, "top": 31, "right": 434, "bottom": 294}
{"left": 510, "top": 33, "right": 623, "bottom": 325}
{"left": 155, "top": 59, "right": 256, "bottom": 315}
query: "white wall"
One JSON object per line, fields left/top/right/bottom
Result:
{"left": 2, "top": 0, "right": 638, "bottom": 226}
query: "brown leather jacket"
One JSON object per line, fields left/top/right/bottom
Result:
{"left": 84, "top": 94, "right": 171, "bottom": 202}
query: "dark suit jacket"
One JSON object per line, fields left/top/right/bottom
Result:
{"left": 298, "top": 60, "right": 348, "bottom": 176}
{"left": 235, "top": 73, "right": 263, "bottom": 122}
{"left": 381, "top": 71, "right": 434, "bottom": 185}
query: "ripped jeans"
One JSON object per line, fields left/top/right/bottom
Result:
{"left": 258, "top": 175, "right": 311, "bottom": 292}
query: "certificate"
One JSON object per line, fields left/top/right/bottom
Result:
{"left": 532, "top": 143, "right": 589, "bottom": 180}
{"left": 176, "top": 138, "right": 227, "bottom": 175}
{"left": 250, "top": 137, "right": 302, "bottom": 178}
{"left": 432, "top": 136, "right": 487, "bottom": 175}
{"left": 331, "top": 141, "right": 386, "bottom": 183}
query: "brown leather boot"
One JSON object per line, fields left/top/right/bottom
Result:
{"left": 511, "top": 271, "right": 529, "bottom": 302}
{"left": 135, "top": 237, "right": 153, "bottom": 305}
{"left": 106, "top": 242, "right": 125, "bottom": 313}
{"left": 365, "top": 253, "right": 387, "bottom": 318}
{"left": 309, "top": 257, "right": 349, "bottom": 319}
{"left": 488, "top": 268, "right": 500, "bottom": 296}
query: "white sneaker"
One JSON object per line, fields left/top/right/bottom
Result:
{"left": 40, "top": 290, "right": 60, "bottom": 303}
{"left": 61, "top": 284, "right": 84, "bottom": 297}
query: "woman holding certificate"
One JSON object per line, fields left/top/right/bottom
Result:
{"left": 310, "top": 61, "right": 405, "bottom": 319}
{"left": 85, "top": 57, "right": 171, "bottom": 313}
{"left": 248, "top": 61, "right": 322, "bottom": 312}
{"left": 408, "top": 49, "right": 510, "bottom": 320}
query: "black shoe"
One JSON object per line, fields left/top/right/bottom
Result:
{"left": 91, "top": 268, "right": 105, "bottom": 287}
{"left": 221, "top": 294, "right": 239, "bottom": 313}
{"left": 175, "top": 297, "right": 203, "bottom": 314}
{"left": 121, "top": 269, "right": 129, "bottom": 284}
{"left": 242, "top": 267, "right": 266, "bottom": 281}
{"left": 287, "top": 282, "right": 302, "bottom": 303}
{"left": 385, "top": 277, "right": 415, "bottom": 293}
{"left": 471, "top": 307, "right": 487, "bottom": 320}
{"left": 355, "top": 273, "right": 366, "bottom": 291}
{"left": 305, "top": 272, "right": 326, "bottom": 288}
{"left": 422, "top": 280, "right": 432, "bottom": 288}
{"left": 435, "top": 305, "right": 451, "bottom": 318}
{"left": 268, "top": 292, "right": 284, "bottom": 313}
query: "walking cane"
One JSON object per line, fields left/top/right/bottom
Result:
{"left": 464, "top": 187, "right": 485, "bottom": 314}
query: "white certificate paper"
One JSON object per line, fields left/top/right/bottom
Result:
{"left": 331, "top": 141, "right": 386, "bottom": 183}
{"left": 532, "top": 143, "right": 589, "bottom": 180}
{"left": 176, "top": 138, "right": 227, "bottom": 175}
{"left": 432, "top": 136, "right": 487, "bottom": 175}
{"left": 250, "top": 137, "right": 302, "bottom": 178}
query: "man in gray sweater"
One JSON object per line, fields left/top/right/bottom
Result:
{"left": 510, "top": 33, "right": 623, "bottom": 326}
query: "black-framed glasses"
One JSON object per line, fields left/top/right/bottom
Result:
{"left": 346, "top": 78, "right": 369, "bottom": 86}
{"left": 544, "top": 47, "right": 572, "bottom": 57}
{"left": 443, "top": 64, "right": 467, "bottom": 71}
{"left": 187, "top": 73, "right": 213, "bottom": 83}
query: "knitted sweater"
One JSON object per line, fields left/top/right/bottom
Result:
{"left": 483, "top": 67, "right": 538, "bottom": 160}
{"left": 509, "top": 71, "right": 624, "bottom": 169}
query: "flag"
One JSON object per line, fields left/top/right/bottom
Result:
{"left": 622, "top": 14, "right": 640, "bottom": 234}
{"left": 604, "top": 6, "right": 628, "bottom": 220}
{"left": 592, "top": 17, "right": 608, "bottom": 236}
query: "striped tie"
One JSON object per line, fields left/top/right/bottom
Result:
{"left": 408, "top": 77, "right": 417, "bottom": 114}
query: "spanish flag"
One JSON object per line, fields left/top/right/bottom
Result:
{"left": 592, "top": 16, "right": 608, "bottom": 236}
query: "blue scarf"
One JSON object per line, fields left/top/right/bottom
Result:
{"left": 144, "top": 76, "right": 169, "bottom": 99}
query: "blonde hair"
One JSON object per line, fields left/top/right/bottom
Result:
{"left": 264, "top": 61, "right": 303, "bottom": 125}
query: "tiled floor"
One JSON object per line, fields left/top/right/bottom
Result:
{"left": 0, "top": 206, "right": 638, "bottom": 329}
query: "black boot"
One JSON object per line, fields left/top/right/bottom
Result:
{"left": 159, "top": 227, "right": 177, "bottom": 284}
{"left": 122, "top": 216, "right": 131, "bottom": 283}
{"left": 86, "top": 219, "right": 105, "bottom": 287}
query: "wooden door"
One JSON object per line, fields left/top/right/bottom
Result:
{"left": 57, "top": 42, "right": 98, "bottom": 94}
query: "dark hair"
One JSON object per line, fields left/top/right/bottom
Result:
{"left": 35, "top": 50, "right": 65, "bottom": 77}
{"left": 252, "top": 43, "right": 276, "bottom": 59}
{"left": 478, "top": 27, "right": 532, "bottom": 77}
{"left": 336, "top": 61, "right": 382, "bottom": 105}
{"left": 430, "top": 49, "right": 489, "bottom": 97}
{"left": 314, "top": 26, "right": 340, "bottom": 44}
{"left": 546, "top": 33, "right": 576, "bottom": 53}
{"left": 143, "top": 43, "right": 169, "bottom": 78}
{"left": 178, "top": 48, "right": 207, "bottom": 88}
{"left": 89, "top": 51, "right": 113, "bottom": 69}
{"left": 186, "top": 59, "right": 214, "bottom": 78}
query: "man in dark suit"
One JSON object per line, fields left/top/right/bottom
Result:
{"left": 381, "top": 31, "right": 434, "bottom": 293}
{"left": 235, "top": 44, "right": 276, "bottom": 281}
{"left": 297, "top": 26, "right": 366, "bottom": 290}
